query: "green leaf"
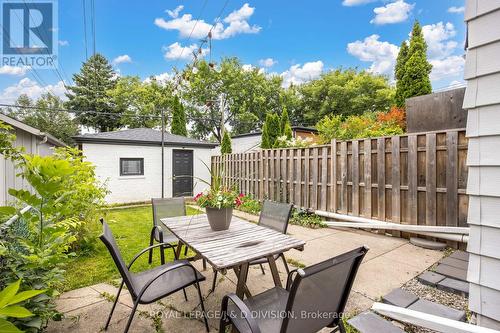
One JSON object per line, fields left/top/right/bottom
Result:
{"left": 6, "top": 290, "right": 46, "bottom": 306}
{"left": 0, "top": 318, "right": 22, "bottom": 333}
{"left": 0, "top": 206, "right": 16, "bottom": 217}
{"left": 0, "top": 280, "right": 20, "bottom": 308}
{"left": 0, "top": 306, "right": 33, "bottom": 318}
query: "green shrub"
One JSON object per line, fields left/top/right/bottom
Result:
{"left": 237, "top": 195, "right": 262, "bottom": 215}
{"left": 289, "top": 208, "right": 326, "bottom": 228}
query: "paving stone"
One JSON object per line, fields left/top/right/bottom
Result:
{"left": 382, "top": 288, "right": 419, "bottom": 308}
{"left": 410, "top": 237, "right": 447, "bottom": 250}
{"left": 437, "top": 277, "right": 469, "bottom": 297}
{"left": 434, "top": 264, "right": 467, "bottom": 281}
{"left": 439, "top": 256, "right": 469, "bottom": 270}
{"left": 408, "top": 299, "right": 466, "bottom": 321}
{"left": 449, "top": 250, "right": 469, "bottom": 262}
{"left": 348, "top": 311, "right": 405, "bottom": 333}
{"left": 417, "top": 271, "right": 446, "bottom": 286}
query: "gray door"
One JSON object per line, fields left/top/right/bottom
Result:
{"left": 172, "top": 150, "right": 193, "bottom": 197}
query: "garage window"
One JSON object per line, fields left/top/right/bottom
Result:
{"left": 120, "top": 158, "right": 144, "bottom": 176}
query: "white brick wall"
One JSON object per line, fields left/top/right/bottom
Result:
{"left": 82, "top": 143, "right": 212, "bottom": 203}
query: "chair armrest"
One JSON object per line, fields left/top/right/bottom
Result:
{"left": 221, "top": 293, "right": 261, "bottom": 333}
{"left": 136, "top": 261, "right": 200, "bottom": 301}
{"left": 128, "top": 243, "right": 176, "bottom": 269}
{"left": 286, "top": 269, "right": 299, "bottom": 291}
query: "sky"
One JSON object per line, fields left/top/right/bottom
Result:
{"left": 0, "top": 0, "right": 466, "bottom": 104}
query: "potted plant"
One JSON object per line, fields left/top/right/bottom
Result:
{"left": 194, "top": 162, "right": 244, "bottom": 231}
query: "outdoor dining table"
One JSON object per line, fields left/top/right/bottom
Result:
{"left": 161, "top": 214, "right": 306, "bottom": 298}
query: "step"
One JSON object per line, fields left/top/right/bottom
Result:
{"left": 417, "top": 271, "right": 446, "bottom": 287}
{"left": 382, "top": 288, "right": 419, "bottom": 308}
{"left": 437, "top": 277, "right": 469, "bottom": 297}
{"left": 449, "top": 250, "right": 469, "bottom": 262}
{"left": 439, "top": 257, "right": 469, "bottom": 270}
{"left": 434, "top": 264, "right": 467, "bottom": 282}
{"left": 408, "top": 299, "right": 466, "bottom": 322}
{"left": 348, "top": 312, "right": 405, "bottom": 333}
{"left": 410, "top": 237, "right": 447, "bottom": 250}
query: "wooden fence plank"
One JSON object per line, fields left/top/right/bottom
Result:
{"left": 304, "top": 149, "right": 311, "bottom": 209}
{"left": 282, "top": 149, "right": 287, "bottom": 202}
{"left": 408, "top": 135, "right": 418, "bottom": 225}
{"left": 311, "top": 148, "right": 319, "bottom": 210}
{"left": 352, "top": 140, "right": 360, "bottom": 216}
{"left": 321, "top": 147, "right": 328, "bottom": 211}
{"left": 391, "top": 136, "right": 401, "bottom": 237}
{"left": 364, "top": 139, "right": 372, "bottom": 218}
{"left": 446, "top": 131, "right": 458, "bottom": 227}
{"left": 377, "top": 138, "right": 386, "bottom": 220}
{"left": 426, "top": 133, "right": 437, "bottom": 226}
{"left": 289, "top": 149, "right": 294, "bottom": 204}
{"left": 296, "top": 149, "right": 302, "bottom": 207}
{"left": 331, "top": 140, "right": 337, "bottom": 213}
{"left": 340, "top": 142, "right": 348, "bottom": 213}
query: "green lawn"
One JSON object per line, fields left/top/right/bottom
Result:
{"left": 63, "top": 205, "right": 200, "bottom": 291}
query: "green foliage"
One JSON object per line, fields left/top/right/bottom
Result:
{"left": 395, "top": 41, "right": 409, "bottom": 107}
{"left": 0, "top": 121, "right": 23, "bottom": 161}
{"left": 236, "top": 195, "right": 262, "bottom": 215}
{"left": 290, "top": 209, "right": 326, "bottom": 228}
{"left": 316, "top": 112, "right": 404, "bottom": 143}
{"left": 283, "top": 122, "right": 293, "bottom": 140}
{"left": 66, "top": 53, "right": 120, "bottom": 132}
{"left": 260, "top": 113, "right": 281, "bottom": 148}
{"left": 274, "top": 135, "right": 314, "bottom": 148}
{"left": 220, "top": 131, "right": 232, "bottom": 154}
{"left": 280, "top": 108, "right": 292, "bottom": 137}
{"left": 0, "top": 280, "right": 45, "bottom": 333}
{"left": 170, "top": 96, "right": 188, "bottom": 136}
{"left": 6, "top": 94, "right": 79, "bottom": 145}
{"left": 260, "top": 122, "right": 271, "bottom": 149}
{"left": 396, "top": 21, "right": 432, "bottom": 106}
{"left": 299, "top": 68, "right": 395, "bottom": 123}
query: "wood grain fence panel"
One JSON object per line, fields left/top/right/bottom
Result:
{"left": 377, "top": 138, "right": 386, "bottom": 220}
{"left": 289, "top": 149, "right": 295, "bottom": 204}
{"left": 391, "top": 136, "right": 401, "bottom": 237}
{"left": 321, "top": 147, "right": 328, "bottom": 211}
{"left": 311, "top": 148, "right": 319, "bottom": 210}
{"left": 364, "top": 139, "right": 372, "bottom": 218}
{"left": 304, "top": 149, "right": 311, "bottom": 209}
{"left": 296, "top": 149, "right": 302, "bottom": 207}
{"left": 408, "top": 135, "right": 418, "bottom": 225}
{"left": 426, "top": 133, "right": 437, "bottom": 226}
{"left": 446, "top": 132, "right": 458, "bottom": 227}
{"left": 331, "top": 140, "right": 338, "bottom": 212}
{"left": 282, "top": 149, "right": 288, "bottom": 202}
{"left": 340, "top": 142, "right": 348, "bottom": 213}
{"left": 352, "top": 140, "right": 360, "bottom": 216}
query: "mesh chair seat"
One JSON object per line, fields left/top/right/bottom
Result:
{"left": 153, "top": 226, "right": 179, "bottom": 244}
{"left": 227, "top": 287, "right": 289, "bottom": 333}
{"left": 130, "top": 259, "right": 206, "bottom": 304}
{"left": 249, "top": 253, "right": 281, "bottom": 266}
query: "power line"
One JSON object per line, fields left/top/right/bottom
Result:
{"left": 91, "top": 0, "right": 96, "bottom": 55}
{"left": 82, "top": 0, "right": 88, "bottom": 60}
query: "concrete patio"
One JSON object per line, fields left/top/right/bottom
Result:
{"left": 46, "top": 222, "right": 444, "bottom": 333}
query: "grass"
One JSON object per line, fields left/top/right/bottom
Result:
{"left": 63, "top": 205, "right": 200, "bottom": 291}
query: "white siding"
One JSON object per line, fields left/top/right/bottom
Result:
{"left": 465, "top": 1, "right": 500, "bottom": 329}
{"left": 82, "top": 143, "right": 212, "bottom": 204}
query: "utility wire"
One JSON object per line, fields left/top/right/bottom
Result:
{"left": 82, "top": 0, "right": 88, "bottom": 60}
{"left": 91, "top": 0, "right": 96, "bottom": 55}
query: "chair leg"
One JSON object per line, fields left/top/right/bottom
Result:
{"left": 184, "top": 244, "right": 189, "bottom": 256}
{"left": 203, "top": 259, "right": 207, "bottom": 271}
{"left": 195, "top": 281, "right": 210, "bottom": 332}
{"left": 160, "top": 245, "right": 165, "bottom": 265}
{"left": 123, "top": 300, "right": 139, "bottom": 333}
{"left": 104, "top": 280, "right": 124, "bottom": 330}
{"left": 259, "top": 264, "right": 265, "bottom": 275}
{"left": 281, "top": 253, "right": 290, "bottom": 274}
{"left": 212, "top": 270, "right": 218, "bottom": 292}
{"left": 148, "top": 230, "right": 155, "bottom": 264}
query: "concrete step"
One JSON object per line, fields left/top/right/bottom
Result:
{"left": 435, "top": 264, "right": 467, "bottom": 281}
{"left": 417, "top": 271, "right": 446, "bottom": 287}
{"left": 348, "top": 311, "right": 405, "bottom": 333}
{"left": 449, "top": 250, "right": 469, "bottom": 262}
{"left": 382, "top": 288, "right": 419, "bottom": 308}
{"left": 408, "top": 299, "right": 466, "bottom": 322}
{"left": 410, "top": 237, "right": 447, "bottom": 250}
{"left": 437, "top": 277, "right": 469, "bottom": 297}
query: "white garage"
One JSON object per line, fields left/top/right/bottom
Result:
{"left": 74, "top": 128, "right": 218, "bottom": 204}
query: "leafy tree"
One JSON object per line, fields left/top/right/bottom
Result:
{"left": 171, "top": 96, "right": 188, "bottom": 136}
{"left": 66, "top": 53, "right": 120, "bottom": 132}
{"left": 8, "top": 94, "right": 79, "bottom": 145}
{"left": 394, "top": 41, "right": 409, "bottom": 107}
{"left": 398, "top": 21, "right": 432, "bottom": 103}
{"left": 299, "top": 69, "right": 395, "bottom": 123}
{"left": 220, "top": 131, "right": 232, "bottom": 154}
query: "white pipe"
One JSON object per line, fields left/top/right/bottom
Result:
{"left": 372, "top": 302, "right": 498, "bottom": 333}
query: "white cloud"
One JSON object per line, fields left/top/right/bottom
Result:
{"left": 430, "top": 55, "right": 465, "bottom": 81}
{"left": 421, "top": 22, "right": 457, "bottom": 59}
{"left": 0, "top": 78, "right": 66, "bottom": 104}
{"left": 163, "top": 42, "right": 208, "bottom": 60}
{"left": 112, "top": 54, "right": 132, "bottom": 64}
{"left": 0, "top": 65, "right": 28, "bottom": 76}
{"left": 448, "top": 6, "right": 465, "bottom": 14}
{"left": 342, "top": 0, "right": 376, "bottom": 6}
{"left": 258, "top": 58, "right": 277, "bottom": 68}
{"left": 166, "top": 5, "right": 184, "bottom": 18}
{"left": 280, "top": 61, "right": 324, "bottom": 87}
{"left": 370, "top": 0, "right": 414, "bottom": 25}
{"left": 154, "top": 3, "right": 260, "bottom": 40}
{"left": 347, "top": 34, "right": 399, "bottom": 77}
{"left": 144, "top": 72, "right": 173, "bottom": 85}
{"left": 58, "top": 40, "right": 69, "bottom": 46}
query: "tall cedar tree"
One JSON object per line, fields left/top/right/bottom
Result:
{"left": 171, "top": 96, "right": 188, "bottom": 136}
{"left": 394, "top": 41, "right": 409, "bottom": 107}
{"left": 260, "top": 113, "right": 281, "bottom": 148}
{"left": 221, "top": 131, "right": 232, "bottom": 154}
{"left": 398, "top": 21, "right": 432, "bottom": 104}
{"left": 280, "top": 108, "right": 292, "bottom": 136}
{"left": 261, "top": 122, "right": 271, "bottom": 148}
{"left": 66, "top": 54, "right": 120, "bottom": 132}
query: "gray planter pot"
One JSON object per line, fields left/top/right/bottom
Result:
{"left": 206, "top": 207, "right": 233, "bottom": 231}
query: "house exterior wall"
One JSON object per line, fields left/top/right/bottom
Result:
{"left": 0, "top": 127, "right": 57, "bottom": 206}
{"left": 464, "top": 0, "right": 500, "bottom": 329}
{"left": 81, "top": 143, "right": 212, "bottom": 204}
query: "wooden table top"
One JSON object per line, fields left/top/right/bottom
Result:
{"left": 161, "top": 214, "right": 305, "bottom": 270}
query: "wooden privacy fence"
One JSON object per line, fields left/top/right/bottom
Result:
{"left": 212, "top": 129, "right": 468, "bottom": 232}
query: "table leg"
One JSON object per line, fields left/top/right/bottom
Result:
{"left": 175, "top": 241, "right": 184, "bottom": 260}
{"left": 233, "top": 264, "right": 250, "bottom": 299}
{"left": 267, "top": 255, "right": 283, "bottom": 288}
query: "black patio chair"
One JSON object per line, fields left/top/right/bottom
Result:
{"left": 148, "top": 197, "right": 188, "bottom": 265}
{"left": 219, "top": 246, "right": 369, "bottom": 333}
{"left": 211, "top": 200, "right": 293, "bottom": 291}
{"left": 99, "top": 219, "right": 209, "bottom": 333}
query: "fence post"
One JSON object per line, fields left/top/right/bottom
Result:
{"left": 331, "top": 139, "right": 337, "bottom": 213}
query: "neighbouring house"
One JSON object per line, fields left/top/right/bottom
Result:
{"left": 218, "top": 126, "right": 319, "bottom": 154}
{"left": 0, "top": 113, "right": 66, "bottom": 206}
{"left": 73, "top": 128, "right": 218, "bottom": 204}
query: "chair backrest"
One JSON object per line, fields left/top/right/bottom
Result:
{"left": 99, "top": 219, "right": 135, "bottom": 294}
{"left": 281, "top": 246, "right": 368, "bottom": 333}
{"left": 151, "top": 197, "right": 186, "bottom": 228}
{"left": 258, "top": 200, "right": 293, "bottom": 234}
